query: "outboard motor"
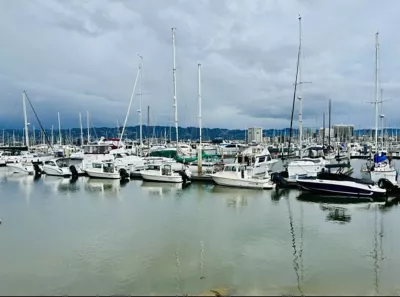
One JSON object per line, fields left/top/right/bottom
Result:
{"left": 378, "top": 178, "right": 395, "bottom": 192}
{"left": 33, "top": 163, "right": 43, "bottom": 176}
{"left": 119, "top": 168, "right": 130, "bottom": 180}
{"left": 69, "top": 165, "right": 79, "bottom": 179}
{"left": 270, "top": 172, "right": 290, "bottom": 189}
{"left": 179, "top": 170, "right": 191, "bottom": 187}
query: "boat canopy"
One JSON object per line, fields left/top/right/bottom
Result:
{"left": 373, "top": 153, "right": 387, "bottom": 163}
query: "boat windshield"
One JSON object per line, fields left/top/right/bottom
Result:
{"left": 162, "top": 165, "right": 172, "bottom": 176}
{"left": 102, "top": 163, "right": 115, "bottom": 173}
{"left": 56, "top": 159, "right": 69, "bottom": 168}
{"left": 83, "top": 145, "right": 112, "bottom": 154}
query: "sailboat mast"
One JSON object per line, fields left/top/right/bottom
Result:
{"left": 198, "top": 63, "right": 202, "bottom": 146}
{"left": 51, "top": 125, "right": 54, "bottom": 146}
{"left": 328, "top": 99, "right": 331, "bottom": 148}
{"left": 374, "top": 32, "right": 379, "bottom": 152}
{"left": 138, "top": 54, "right": 143, "bottom": 154}
{"left": 118, "top": 66, "right": 141, "bottom": 148}
{"left": 87, "top": 111, "right": 90, "bottom": 143}
{"left": 22, "top": 92, "right": 30, "bottom": 149}
{"left": 172, "top": 28, "right": 179, "bottom": 147}
{"left": 79, "top": 112, "right": 83, "bottom": 146}
{"left": 147, "top": 106, "right": 150, "bottom": 150}
{"left": 380, "top": 88, "right": 384, "bottom": 150}
{"left": 57, "top": 112, "right": 62, "bottom": 145}
{"left": 286, "top": 15, "right": 302, "bottom": 160}
{"left": 298, "top": 15, "right": 303, "bottom": 158}
{"left": 197, "top": 63, "right": 203, "bottom": 174}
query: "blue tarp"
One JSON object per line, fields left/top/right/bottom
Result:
{"left": 374, "top": 153, "right": 387, "bottom": 163}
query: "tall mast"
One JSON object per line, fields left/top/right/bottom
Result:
{"left": 328, "top": 99, "right": 331, "bottom": 148}
{"left": 198, "top": 63, "right": 202, "bottom": 147}
{"left": 57, "top": 112, "right": 62, "bottom": 145}
{"left": 22, "top": 91, "right": 30, "bottom": 149}
{"left": 87, "top": 111, "right": 90, "bottom": 143}
{"left": 138, "top": 54, "right": 143, "bottom": 154}
{"left": 172, "top": 28, "right": 179, "bottom": 147}
{"left": 51, "top": 125, "right": 54, "bottom": 146}
{"left": 79, "top": 112, "right": 83, "bottom": 146}
{"left": 322, "top": 112, "right": 325, "bottom": 147}
{"left": 33, "top": 125, "right": 35, "bottom": 145}
{"left": 374, "top": 32, "right": 379, "bottom": 153}
{"left": 298, "top": 15, "right": 303, "bottom": 158}
{"left": 286, "top": 15, "right": 302, "bottom": 160}
{"left": 147, "top": 106, "right": 150, "bottom": 150}
{"left": 197, "top": 63, "right": 203, "bottom": 174}
{"left": 380, "top": 88, "right": 384, "bottom": 150}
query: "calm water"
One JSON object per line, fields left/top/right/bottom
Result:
{"left": 0, "top": 160, "right": 400, "bottom": 296}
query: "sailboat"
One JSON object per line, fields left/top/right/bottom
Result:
{"left": 6, "top": 92, "right": 37, "bottom": 175}
{"left": 361, "top": 32, "right": 397, "bottom": 186}
{"left": 138, "top": 29, "right": 192, "bottom": 185}
{"left": 280, "top": 16, "right": 329, "bottom": 181}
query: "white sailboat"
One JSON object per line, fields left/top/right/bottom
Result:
{"left": 140, "top": 28, "right": 192, "bottom": 184}
{"left": 282, "top": 16, "right": 330, "bottom": 180}
{"left": 6, "top": 92, "right": 36, "bottom": 175}
{"left": 361, "top": 32, "right": 397, "bottom": 185}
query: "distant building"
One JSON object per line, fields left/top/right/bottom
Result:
{"left": 318, "top": 128, "right": 334, "bottom": 139}
{"left": 248, "top": 127, "right": 263, "bottom": 143}
{"left": 333, "top": 124, "right": 354, "bottom": 141}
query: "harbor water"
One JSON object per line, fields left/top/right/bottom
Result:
{"left": 0, "top": 160, "right": 399, "bottom": 296}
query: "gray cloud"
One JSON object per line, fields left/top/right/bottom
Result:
{"left": 1, "top": 0, "right": 400, "bottom": 131}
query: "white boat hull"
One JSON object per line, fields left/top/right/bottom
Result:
{"left": 85, "top": 169, "right": 121, "bottom": 179}
{"left": 6, "top": 163, "right": 35, "bottom": 174}
{"left": 141, "top": 171, "right": 183, "bottom": 183}
{"left": 211, "top": 175, "right": 274, "bottom": 189}
{"left": 43, "top": 166, "right": 72, "bottom": 177}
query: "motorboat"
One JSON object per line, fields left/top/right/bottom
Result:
{"left": 85, "top": 161, "right": 129, "bottom": 180}
{"left": 210, "top": 163, "right": 275, "bottom": 190}
{"left": 235, "top": 146, "right": 278, "bottom": 175}
{"left": 6, "top": 161, "right": 35, "bottom": 175}
{"left": 140, "top": 164, "right": 191, "bottom": 184}
{"left": 296, "top": 170, "right": 386, "bottom": 200}
{"left": 42, "top": 157, "right": 84, "bottom": 177}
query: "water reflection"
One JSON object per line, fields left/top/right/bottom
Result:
{"left": 140, "top": 181, "right": 182, "bottom": 197}
{"left": 42, "top": 176, "right": 79, "bottom": 195}
{"left": 271, "top": 188, "right": 291, "bottom": 202}
{"left": 285, "top": 196, "right": 303, "bottom": 296}
{"left": 297, "top": 192, "right": 375, "bottom": 204}
{"left": 320, "top": 205, "right": 352, "bottom": 224}
{"left": 84, "top": 178, "right": 121, "bottom": 195}
{"left": 1, "top": 174, "right": 35, "bottom": 204}
{"left": 211, "top": 185, "right": 264, "bottom": 208}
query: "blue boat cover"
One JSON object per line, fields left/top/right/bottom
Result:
{"left": 374, "top": 153, "right": 387, "bottom": 163}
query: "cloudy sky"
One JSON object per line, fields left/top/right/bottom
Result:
{"left": 0, "top": 0, "right": 399, "bottom": 130}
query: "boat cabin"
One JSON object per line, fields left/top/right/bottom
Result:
{"left": 146, "top": 164, "right": 173, "bottom": 176}
{"left": 92, "top": 162, "right": 117, "bottom": 173}
{"left": 45, "top": 158, "right": 70, "bottom": 168}
{"left": 83, "top": 144, "right": 113, "bottom": 155}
